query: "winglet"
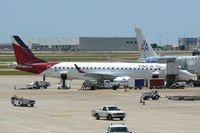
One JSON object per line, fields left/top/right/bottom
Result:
{"left": 74, "top": 64, "right": 85, "bottom": 73}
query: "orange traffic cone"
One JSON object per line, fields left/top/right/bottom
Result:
{"left": 140, "top": 97, "right": 143, "bottom": 103}
{"left": 143, "top": 100, "right": 145, "bottom": 105}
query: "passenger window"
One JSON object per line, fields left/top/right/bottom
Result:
{"left": 103, "top": 107, "right": 106, "bottom": 111}
{"left": 67, "top": 67, "right": 69, "bottom": 69}
{"left": 71, "top": 67, "right": 73, "bottom": 69}
{"left": 90, "top": 67, "right": 92, "bottom": 69}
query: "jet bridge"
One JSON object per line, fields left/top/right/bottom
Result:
{"left": 194, "top": 57, "right": 200, "bottom": 78}
{"left": 158, "top": 58, "right": 179, "bottom": 87}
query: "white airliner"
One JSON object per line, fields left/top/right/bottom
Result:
{"left": 11, "top": 36, "right": 194, "bottom": 88}
{"left": 135, "top": 27, "right": 199, "bottom": 71}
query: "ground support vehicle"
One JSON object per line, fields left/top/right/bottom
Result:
{"left": 11, "top": 95, "right": 35, "bottom": 107}
{"left": 91, "top": 106, "right": 126, "bottom": 120}
{"left": 126, "top": 78, "right": 145, "bottom": 89}
{"left": 131, "top": 78, "right": 145, "bottom": 89}
{"left": 83, "top": 80, "right": 120, "bottom": 90}
{"left": 148, "top": 78, "right": 165, "bottom": 89}
{"left": 142, "top": 91, "right": 160, "bottom": 100}
{"left": 105, "top": 123, "right": 132, "bottom": 133}
{"left": 57, "top": 83, "right": 71, "bottom": 89}
{"left": 192, "top": 80, "right": 200, "bottom": 87}
{"left": 168, "top": 96, "right": 200, "bottom": 101}
{"left": 170, "top": 82, "right": 186, "bottom": 89}
{"left": 26, "top": 81, "right": 50, "bottom": 89}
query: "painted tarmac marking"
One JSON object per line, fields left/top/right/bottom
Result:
{"left": 50, "top": 114, "right": 69, "bottom": 117}
{"left": 68, "top": 110, "right": 83, "bottom": 112}
{"left": 6, "top": 108, "right": 71, "bottom": 122}
{"left": 0, "top": 121, "right": 51, "bottom": 133}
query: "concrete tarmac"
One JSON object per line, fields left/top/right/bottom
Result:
{"left": 0, "top": 75, "right": 200, "bottom": 133}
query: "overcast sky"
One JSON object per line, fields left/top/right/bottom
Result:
{"left": 1, "top": 0, "right": 200, "bottom": 45}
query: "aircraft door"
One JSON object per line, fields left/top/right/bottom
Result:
{"left": 47, "top": 65, "right": 52, "bottom": 74}
{"left": 102, "top": 107, "right": 107, "bottom": 117}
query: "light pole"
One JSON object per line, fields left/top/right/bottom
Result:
{"left": 159, "top": 34, "right": 162, "bottom": 46}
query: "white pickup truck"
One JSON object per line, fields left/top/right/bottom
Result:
{"left": 83, "top": 80, "right": 120, "bottom": 90}
{"left": 26, "top": 81, "right": 50, "bottom": 89}
{"left": 91, "top": 106, "right": 126, "bottom": 120}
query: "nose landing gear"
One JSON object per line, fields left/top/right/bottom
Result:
{"left": 57, "top": 73, "right": 70, "bottom": 89}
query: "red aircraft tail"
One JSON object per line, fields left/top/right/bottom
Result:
{"left": 11, "top": 35, "right": 46, "bottom": 65}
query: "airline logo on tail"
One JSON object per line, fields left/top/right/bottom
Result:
{"left": 141, "top": 40, "right": 148, "bottom": 51}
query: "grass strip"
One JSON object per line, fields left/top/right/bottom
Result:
{"left": 0, "top": 71, "right": 36, "bottom": 75}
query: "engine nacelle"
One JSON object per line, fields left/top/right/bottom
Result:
{"left": 152, "top": 70, "right": 164, "bottom": 78}
{"left": 114, "top": 76, "right": 131, "bottom": 86}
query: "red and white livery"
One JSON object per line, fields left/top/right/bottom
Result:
{"left": 11, "top": 36, "right": 194, "bottom": 86}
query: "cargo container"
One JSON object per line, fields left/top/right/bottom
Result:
{"left": 135, "top": 79, "right": 145, "bottom": 89}
{"left": 148, "top": 78, "right": 165, "bottom": 89}
{"left": 128, "top": 78, "right": 145, "bottom": 89}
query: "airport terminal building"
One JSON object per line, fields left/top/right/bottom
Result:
{"left": 178, "top": 37, "right": 200, "bottom": 50}
{"left": 0, "top": 43, "right": 12, "bottom": 51}
{"left": 27, "top": 37, "right": 138, "bottom": 51}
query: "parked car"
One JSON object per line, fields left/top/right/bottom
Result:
{"left": 105, "top": 123, "right": 132, "bottom": 133}
{"left": 91, "top": 105, "right": 126, "bottom": 120}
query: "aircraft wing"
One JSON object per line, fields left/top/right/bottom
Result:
{"left": 157, "top": 57, "right": 176, "bottom": 63}
{"left": 74, "top": 64, "right": 116, "bottom": 80}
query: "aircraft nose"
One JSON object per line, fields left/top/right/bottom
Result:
{"left": 178, "top": 70, "right": 194, "bottom": 80}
